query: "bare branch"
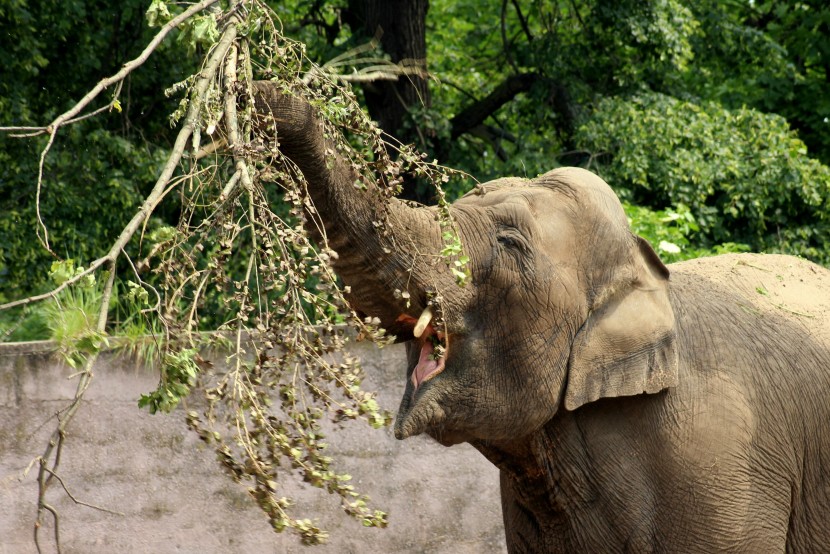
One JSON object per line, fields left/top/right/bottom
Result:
{"left": 29, "top": 12, "right": 240, "bottom": 553}
{"left": 42, "top": 468, "right": 125, "bottom": 516}
{"left": 2, "top": 97, "right": 122, "bottom": 138}
{"left": 450, "top": 73, "right": 539, "bottom": 140}
{"left": 331, "top": 69, "right": 426, "bottom": 84}
{"left": 301, "top": 40, "right": 427, "bottom": 86}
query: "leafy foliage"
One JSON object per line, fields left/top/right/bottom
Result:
{"left": 138, "top": 347, "right": 199, "bottom": 413}
{"left": 409, "top": 1, "right": 830, "bottom": 269}
{"left": 0, "top": 0, "right": 196, "bottom": 335}
{"left": 41, "top": 260, "right": 110, "bottom": 367}
{"left": 577, "top": 92, "right": 830, "bottom": 263}
{"left": 684, "top": 1, "right": 830, "bottom": 165}
{"left": 623, "top": 203, "right": 749, "bottom": 264}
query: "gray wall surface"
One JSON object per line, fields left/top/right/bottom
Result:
{"left": 0, "top": 340, "right": 505, "bottom": 553}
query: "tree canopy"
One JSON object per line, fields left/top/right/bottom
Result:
{"left": 2, "top": 1, "right": 829, "bottom": 336}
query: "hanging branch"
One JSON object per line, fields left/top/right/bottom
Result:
{"left": 6, "top": 0, "right": 472, "bottom": 547}
{"left": 23, "top": 16, "right": 241, "bottom": 553}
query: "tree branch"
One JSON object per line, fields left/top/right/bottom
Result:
{"left": 450, "top": 73, "right": 539, "bottom": 140}
{"left": 511, "top": 0, "right": 534, "bottom": 43}
{"left": 501, "top": 0, "right": 519, "bottom": 74}
{"left": 41, "top": 467, "right": 125, "bottom": 516}
{"left": 1, "top": 91, "right": 122, "bottom": 138}
{"left": 10, "top": 0, "right": 220, "bottom": 136}
{"left": 29, "top": 14, "right": 240, "bottom": 553}
{"left": 223, "top": 43, "right": 253, "bottom": 193}
{"left": 10, "top": 0, "right": 221, "bottom": 254}
{"left": 0, "top": 260, "right": 107, "bottom": 311}
{"left": 301, "top": 40, "right": 427, "bottom": 86}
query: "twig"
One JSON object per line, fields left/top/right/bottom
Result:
{"left": 0, "top": 259, "right": 107, "bottom": 311}
{"left": 3, "top": 100, "right": 121, "bottom": 138}
{"left": 734, "top": 259, "right": 770, "bottom": 272}
{"left": 773, "top": 304, "right": 815, "bottom": 318}
{"left": 192, "top": 137, "right": 227, "bottom": 159}
{"left": 42, "top": 468, "right": 125, "bottom": 516}
{"left": 121, "top": 248, "right": 162, "bottom": 313}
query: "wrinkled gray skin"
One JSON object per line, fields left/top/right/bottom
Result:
{"left": 255, "top": 85, "right": 830, "bottom": 552}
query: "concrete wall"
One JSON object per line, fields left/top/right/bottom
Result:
{"left": 0, "top": 340, "right": 505, "bottom": 554}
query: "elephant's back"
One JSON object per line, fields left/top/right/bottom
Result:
{"left": 665, "top": 253, "right": 830, "bottom": 550}
{"left": 669, "top": 253, "right": 830, "bottom": 344}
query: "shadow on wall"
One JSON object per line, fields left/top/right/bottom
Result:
{"left": 0, "top": 340, "right": 505, "bottom": 554}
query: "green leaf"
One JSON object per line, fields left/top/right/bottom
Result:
{"left": 145, "top": 0, "right": 171, "bottom": 28}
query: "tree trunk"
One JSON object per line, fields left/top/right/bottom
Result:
{"left": 346, "top": 0, "right": 430, "bottom": 145}
{"left": 343, "top": 0, "right": 436, "bottom": 203}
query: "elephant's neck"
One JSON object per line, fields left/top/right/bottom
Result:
{"left": 472, "top": 418, "right": 588, "bottom": 510}
{"left": 472, "top": 414, "right": 645, "bottom": 551}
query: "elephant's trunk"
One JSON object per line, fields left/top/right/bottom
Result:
{"left": 252, "top": 82, "right": 460, "bottom": 331}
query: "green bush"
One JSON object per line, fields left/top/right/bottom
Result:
{"left": 577, "top": 92, "right": 830, "bottom": 264}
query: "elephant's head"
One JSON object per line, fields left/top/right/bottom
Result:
{"left": 254, "top": 86, "right": 678, "bottom": 448}
{"left": 393, "top": 168, "right": 679, "bottom": 445}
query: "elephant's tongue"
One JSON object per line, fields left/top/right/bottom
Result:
{"left": 411, "top": 338, "right": 445, "bottom": 391}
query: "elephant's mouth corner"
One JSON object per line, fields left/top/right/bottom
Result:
{"left": 410, "top": 326, "right": 448, "bottom": 390}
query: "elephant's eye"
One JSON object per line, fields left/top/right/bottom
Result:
{"left": 493, "top": 226, "right": 533, "bottom": 276}
{"left": 497, "top": 235, "right": 520, "bottom": 249}
{"left": 496, "top": 228, "right": 529, "bottom": 254}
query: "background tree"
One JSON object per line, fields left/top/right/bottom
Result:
{"left": 3, "top": 1, "right": 829, "bottom": 340}
{"left": 0, "top": 0, "right": 196, "bottom": 337}
{"left": 299, "top": 0, "right": 830, "bottom": 257}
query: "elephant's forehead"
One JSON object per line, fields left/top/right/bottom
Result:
{"left": 456, "top": 184, "right": 559, "bottom": 211}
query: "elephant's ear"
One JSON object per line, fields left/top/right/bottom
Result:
{"left": 565, "top": 236, "right": 678, "bottom": 411}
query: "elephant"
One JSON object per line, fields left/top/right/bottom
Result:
{"left": 254, "top": 84, "right": 830, "bottom": 552}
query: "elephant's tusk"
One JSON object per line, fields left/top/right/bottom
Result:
{"left": 413, "top": 306, "right": 433, "bottom": 338}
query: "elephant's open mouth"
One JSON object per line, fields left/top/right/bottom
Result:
{"left": 395, "top": 308, "right": 449, "bottom": 394}
{"left": 411, "top": 326, "right": 447, "bottom": 391}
